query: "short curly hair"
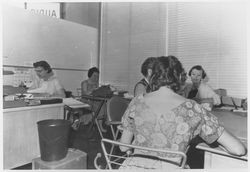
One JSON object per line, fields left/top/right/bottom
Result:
{"left": 188, "top": 65, "right": 207, "bottom": 79}
{"left": 151, "top": 56, "right": 185, "bottom": 92}
{"left": 141, "top": 57, "right": 157, "bottom": 77}
{"left": 88, "top": 67, "right": 99, "bottom": 78}
{"left": 33, "top": 61, "right": 52, "bottom": 73}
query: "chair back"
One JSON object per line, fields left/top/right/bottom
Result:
{"left": 94, "top": 138, "right": 187, "bottom": 169}
{"left": 106, "top": 96, "right": 129, "bottom": 123}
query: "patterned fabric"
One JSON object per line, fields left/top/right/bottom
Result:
{"left": 122, "top": 95, "right": 224, "bottom": 158}
{"left": 119, "top": 156, "right": 179, "bottom": 169}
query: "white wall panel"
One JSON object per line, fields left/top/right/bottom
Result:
{"left": 100, "top": 2, "right": 167, "bottom": 94}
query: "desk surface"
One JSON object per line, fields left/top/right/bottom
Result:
{"left": 213, "top": 109, "right": 247, "bottom": 140}
{"left": 3, "top": 103, "right": 64, "bottom": 113}
{"left": 63, "top": 98, "right": 90, "bottom": 109}
{"left": 196, "top": 109, "right": 247, "bottom": 160}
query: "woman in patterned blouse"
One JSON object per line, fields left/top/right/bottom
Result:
{"left": 119, "top": 56, "right": 246, "bottom": 169}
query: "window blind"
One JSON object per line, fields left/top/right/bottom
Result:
{"left": 168, "top": 2, "right": 247, "bottom": 98}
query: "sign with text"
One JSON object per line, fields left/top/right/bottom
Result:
{"left": 26, "top": 3, "right": 61, "bottom": 18}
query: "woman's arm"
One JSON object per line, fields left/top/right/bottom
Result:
{"left": 81, "top": 81, "right": 92, "bottom": 95}
{"left": 198, "top": 83, "right": 221, "bottom": 105}
{"left": 217, "top": 129, "right": 247, "bottom": 156}
{"left": 52, "top": 79, "right": 66, "bottom": 98}
{"left": 54, "top": 88, "right": 66, "bottom": 98}
{"left": 196, "top": 101, "right": 246, "bottom": 156}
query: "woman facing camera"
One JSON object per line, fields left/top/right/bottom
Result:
{"left": 81, "top": 67, "right": 100, "bottom": 95}
{"left": 28, "top": 60, "right": 66, "bottom": 98}
{"left": 80, "top": 67, "right": 107, "bottom": 132}
{"left": 119, "top": 56, "right": 246, "bottom": 169}
{"left": 182, "top": 65, "right": 221, "bottom": 108}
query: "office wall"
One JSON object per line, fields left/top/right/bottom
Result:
{"left": 62, "top": 2, "right": 100, "bottom": 29}
{"left": 100, "top": 2, "right": 168, "bottom": 93}
{"left": 2, "top": 4, "right": 98, "bottom": 94}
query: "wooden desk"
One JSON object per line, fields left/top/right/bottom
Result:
{"left": 3, "top": 103, "right": 64, "bottom": 169}
{"left": 196, "top": 109, "right": 247, "bottom": 169}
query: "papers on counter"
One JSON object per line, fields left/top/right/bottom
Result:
{"left": 63, "top": 98, "right": 90, "bottom": 108}
{"left": 123, "top": 93, "right": 134, "bottom": 99}
{"left": 217, "top": 106, "right": 247, "bottom": 113}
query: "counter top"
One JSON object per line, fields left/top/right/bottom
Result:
{"left": 196, "top": 108, "right": 247, "bottom": 160}
{"left": 212, "top": 109, "right": 247, "bottom": 140}
{"left": 3, "top": 103, "right": 64, "bottom": 112}
{"left": 196, "top": 142, "right": 247, "bottom": 161}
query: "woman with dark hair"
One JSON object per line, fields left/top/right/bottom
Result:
{"left": 134, "top": 57, "right": 157, "bottom": 96}
{"left": 28, "top": 60, "right": 65, "bottom": 98}
{"left": 182, "top": 65, "right": 221, "bottom": 110}
{"left": 119, "top": 56, "right": 246, "bottom": 169}
{"left": 80, "top": 67, "right": 107, "bottom": 132}
{"left": 81, "top": 67, "right": 100, "bottom": 95}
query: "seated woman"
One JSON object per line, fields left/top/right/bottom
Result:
{"left": 182, "top": 65, "right": 221, "bottom": 110}
{"left": 81, "top": 67, "right": 99, "bottom": 95}
{"left": 119, "top": 56, "right": 246, "bottom": 169}
{"left": 28, "top": 60, "right": 65, "bottom": 98}
{"left": 134, "top": 57, "right": 157, "bottom": 96}
{"left": 80, "top": 67, "right": 107, "bottom": 132}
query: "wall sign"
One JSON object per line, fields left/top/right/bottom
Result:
{"left": 25, "top": 3, "right": 61, "bottom": 18}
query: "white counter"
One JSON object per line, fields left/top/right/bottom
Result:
{"left": 3, "top": 103, "right": 64, "bottom": 112}
{"left": 3, "top": 103, "right": 64, "bottom": 169}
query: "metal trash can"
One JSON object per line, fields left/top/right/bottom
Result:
{"left": 37, "top": 119, "right": 71, "bottom": 161}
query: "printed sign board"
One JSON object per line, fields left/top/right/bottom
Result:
{"left": 25, "top": 3, "right": 61, "bottom": 18}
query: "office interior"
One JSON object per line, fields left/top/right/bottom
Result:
{"left": 2, "top": 1, "right": 248, "bottom": 170}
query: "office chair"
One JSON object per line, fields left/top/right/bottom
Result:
{"left": 94, "top": 138, "right": 187, "bottom": 169}
{"left": 106, "top": 96, "right": 130, "bottom": 140}
{"left": 80, "top": 94, "right": 107, "bottom": 139}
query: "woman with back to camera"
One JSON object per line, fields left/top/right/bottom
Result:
{"left": 182, "top": 65, "right": 221, "bottom": 110}
{"left": 134, "top": 57, "right": 157, "bottom": 96}
{"left": 119, "top": 56, "right": 246, "bottom": 169}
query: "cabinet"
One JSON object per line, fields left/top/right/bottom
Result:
{"left": 3, "top": 104, "right": 64, "bottom": 169}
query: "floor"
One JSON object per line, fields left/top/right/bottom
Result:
{"left": 13, "top": 122, "right": 204, "bottom": 170}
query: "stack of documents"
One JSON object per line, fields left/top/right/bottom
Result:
{"left": 63, "top": 98, "right": 90, "bottom": 108}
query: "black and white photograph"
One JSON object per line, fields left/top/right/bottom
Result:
{"left": 1, "top": 0, "right": 249, "bottom": 170}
